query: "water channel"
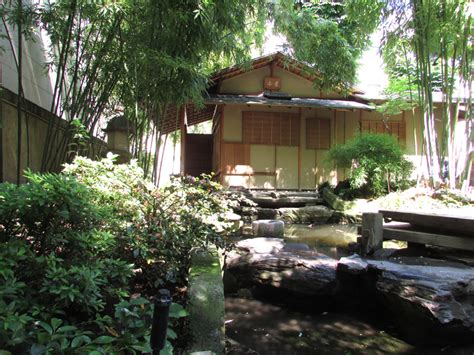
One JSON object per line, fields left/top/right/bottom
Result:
{"left": 225, "top": 224, "right": 473, "bottom": 354}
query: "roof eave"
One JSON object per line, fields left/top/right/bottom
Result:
{"left": 204, "top": 95, "right": 374, "bottom": 111}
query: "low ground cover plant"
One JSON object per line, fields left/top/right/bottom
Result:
{"left": 376, "top": 187, "right": 473, "bottom": 211}
{"left": 0, "top": 154, "right": 234, "bottom": 353}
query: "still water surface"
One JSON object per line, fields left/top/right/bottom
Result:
{"left": 283, "top": 224, "right": 357, "bottom": 258}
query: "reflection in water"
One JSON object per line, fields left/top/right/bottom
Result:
{"left": 225, "top": 297, "right": 416, "bottom": 355}
{"left": 283, "top": 224, "right": 357, "bottom": 259}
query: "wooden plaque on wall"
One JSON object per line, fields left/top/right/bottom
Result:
{"left": 263, "top": 77, "right": 281, "bottom": 91}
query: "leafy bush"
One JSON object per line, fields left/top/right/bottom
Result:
{"left": 327, "top": 133, "right": 414, "bottom": 197}
{"left": 62, "top": 154, "right": 154, "bottom": 231}
{"left": 0, "top": 173, "right": 142, "bottom": 353}
{"left": 63, "top": 155, "right": 235, "bottom": 286}
{"left": 0, "top": 154, "right": 233, "bottom": 353}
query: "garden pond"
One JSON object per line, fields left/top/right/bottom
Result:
{"left": 226, "top": 223, "right": 474, "bottom": 354}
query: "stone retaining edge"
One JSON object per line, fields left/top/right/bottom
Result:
{"left": 186, "top": 245, "right": 225, "bottom": 355}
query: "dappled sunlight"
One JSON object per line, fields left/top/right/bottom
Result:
{"left": 226, "top": 164, "right": 254, "bottom": 175}
{"left": 225, "top": 297, "right": 417, "bottom": 354}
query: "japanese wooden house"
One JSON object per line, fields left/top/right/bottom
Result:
{"left": 160, "top": 52, "right": 471, "bottom": 190}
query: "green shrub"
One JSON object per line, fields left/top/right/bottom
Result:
{"left": 0, "top": 165, "right": 190, "bottom": 353}
{"left": 146, "top": 174, "right": 236, "bottom": 283}
{"left": 0, "top": 171, "right": 103, "bottom": 250}
{"left": 0, "top": 155, "right": 234, "bottom": 353}
{"left": 0, "top": 174, "right": 137, "bottom": 352}
{"left": 62, "top": 153, "right": 153, "bottom": 231}
{"left": 327, "top": 133, "right": 414, "bottom": 197}
{"left": 63, "top": 155, "right": 235, "bottom": 286}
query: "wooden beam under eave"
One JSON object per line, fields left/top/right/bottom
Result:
{"left": 298, "top": 107, "right": 302, "bottom": 190}
{"left": 219, "top": 106, "right": 224, "bottom": 185}
{"left": 0, "top": 94, "right": 3, "bottom": 182}
{"left": 180, "top": 107, "right": 186, "bottom": 175}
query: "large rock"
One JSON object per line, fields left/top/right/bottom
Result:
{"left": 225, "top": 240, "right": 474, "bottom": 345}
{"left": 277, "top": 205, "right": 333, "bottom": 224}
{"left": 225, "top": 238, "right": 339, "bottom": 299}
{"left": 338, "top": 255, "right": 474, "bottom": 344}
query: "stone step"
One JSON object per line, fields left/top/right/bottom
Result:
{"left": 246, "top": 191, "right": 323, "bottom": 208}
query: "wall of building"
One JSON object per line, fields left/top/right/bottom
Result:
{"left": 216, "top": 100, "right": 473, "bottom": 190}
{"left": 1, "top": 7, "right": 56, "bottom": 112}
{"left": 218, "top": 104, "right": 360, "bottom": 189}
{"left": 219, "top": 65, "right": 345, "bottom": 99}
{"left": 1, "top": 90, "right": 106, "bottom": 183}
{"left": 213, "top": 60, "right": 454, "bottom": 189}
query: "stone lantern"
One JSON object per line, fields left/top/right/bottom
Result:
{"left": 104, "top": 115, "right": 134, "bottom": 164}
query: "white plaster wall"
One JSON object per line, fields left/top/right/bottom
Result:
{"left": 1, "top": 1, "right": 55, "bottom": 111}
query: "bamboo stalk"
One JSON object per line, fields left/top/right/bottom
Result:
{"left": 16, "top": 0, "right": 22, "bottom": 185}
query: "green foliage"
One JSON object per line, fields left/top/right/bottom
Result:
{"left": 376, "top": 187, "right": 472, "bottom": 211}
{"left": 347, "top": 0, "right": 473, "bottom": 188}
{"left": 113, "top": 0, "right": 267, "bottom": 177}
{"left": 376, "top": 76, "right": 418, "bottom": 117}
{"left": 0, "top": 171, "right": 103, "bottom": 252}
{"left": 327, "top": 133, "right": 414, "bottom": 197}
{"left": 62, "top": 153, "right": 154, "bottom": 231}
{"left": 0, "top": 155, "right": 235, "bottom": 353}
{"left": 273, "top": 0, "right": 375, "bottom": 93}
{"left": 138, "top": 174, "right": 236, "bottom": 285}
{"left": 0, "top": 174, "right": 138, "bottom": 353}
{"left": 63, "top": 154, "right": 234, "bottom": 285}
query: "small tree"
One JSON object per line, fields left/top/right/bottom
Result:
{"left": 327, "top": 133, "right": 414, "bottom": 197}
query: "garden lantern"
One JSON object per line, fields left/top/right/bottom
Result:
{"left": 104, "top": 115, "right": 134, "bottom": 163}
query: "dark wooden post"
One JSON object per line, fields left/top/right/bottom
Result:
{"left": 361, "top": 212, "right": 383, "bottom": 255}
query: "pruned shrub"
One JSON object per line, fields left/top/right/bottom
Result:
{"left": 327, "top": 133, "right": 414, "bottom": 197}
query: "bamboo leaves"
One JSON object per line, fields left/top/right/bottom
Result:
{"left": 273, "top": 0, "right": 375, "bottom": 94}
{"left": 348, "top": 0, "right": 473, "bottom": 188}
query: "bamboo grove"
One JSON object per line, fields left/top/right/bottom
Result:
{"left": 1, "top": 0, "right": 472, "bottom": 188}
{"left": 348, "top": 0, "right": 473, "bottom": 189}
{"left": 1, "top": 0, "right": 268, "bottom": 184}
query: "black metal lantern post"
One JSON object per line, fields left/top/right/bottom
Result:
{"left": 150, "top": 289, "right": 172, "bottom": 354}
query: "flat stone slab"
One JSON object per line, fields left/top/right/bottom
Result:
{"left": 235, "top": 237, "right": 286, "bottom": 254}
{"left": 250, "top": 196, "right": 324, "bottom": 208}
{"left": 246, "top": 191, "right": 323, "bottom": 208}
